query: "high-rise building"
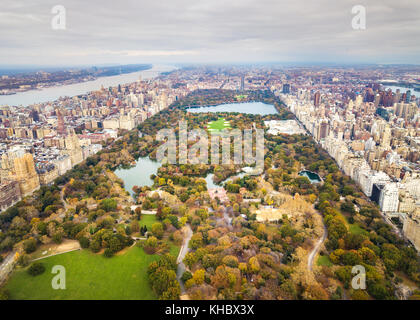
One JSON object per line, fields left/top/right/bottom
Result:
{"left": 319, "top": 121, "right": 329, "bottom": 140}
{"left": 360, "top": 170, "right": 390, "bottom": 197}
{"left": 406, "top": 90, "right": 411, "bottom": 103}
{"left": 314, "top": 91, "right": 321, "bottom": 107}
{"left": 30, "top": 110, "right": 40, "bottom": 122}
{"left": 403, "top": 211, "right": 420, "bottom": 251}
{"left": 379, "top": 183, "right": 399, "bottom": 213}
{"left": 380, "top": 125, "right": 391, "bottom": 148}
{"left": 63, "top": 132, "right": 83, "bottom": 166}
{"left": 0, "top": 146, "right": 40, "bottom": 196}
{"left": 282, "top": 84, "right": 290, "bottom": 94}
{"left": 56, "top": 109, "right": 67, "bottom": 136}
{"left": 0, "top": 180, "right": 21, "bottom": 211}
{"left": 394, "top": 102, "right": 417, "bottom": 121}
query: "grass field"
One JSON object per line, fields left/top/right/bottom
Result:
{"left": 317, "top": 255, "right": 333, "bottom": 267}
{"left": 207, "top": 118, "right": 231, "bottom": 132}
{"left": 235, "top": 94, "right": 248, "bottom": 100}
{"left": 349, "top": 223, "right": 367, "bottom": 235}
{"left": 338, "top": 212, "right": 368, "bottom": 236}
{"left": 139, "top": 214, "right": 157, "bottom": 229}
{"left": 5, "top": 244, "right": 179, "bottom": 300}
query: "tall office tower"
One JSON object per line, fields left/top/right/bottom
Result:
{"left": 355, "top": 95, "right": 363, "bottom": 109}
{"left": 319, "top": 120, "right": 329, "bottom": 140}
{"left": 403, "top": 212, "right": 420, "bottom": 252}
{"left": 314, "top": 91, "right": 321, "bottom": 107}
{"left": 30, "top": 110, "right": 40, "bottom": 122}
{"left": 365, "top": 88, "right": 375, "bottom": 102}
{"left": 240, "top": 75, "right": 245, "bottom": 91}
{"left": 0, "top": 180, "right": 21, "bottom": 211}
{"left": 406, "top": 90, "right": 412, "bottom": 103}
{"left": 56, "top": 109, "right": 67, "bottom": 136}
{"left": 381, "top": 125, "right": 391, "bottom": 148}
{"left": 394, "top": 102, "right": 418, "bottom": 120}
{"left": 395, "top": 89, "right": 401, "bottom": 103}
{"left": 382, "top": 90, "right": 394, "bottom": 107}
{"left": 379, "top": 183, "right": 399, "bottom": 212}
{"left": 64, "top": 132, "right": 84, "bottom": 166}
{"left": 282, "top": 84, "right": 290, "bottom": 94}
{"left": 374, "top": 94, "right": 381, "bottom": 107}
{"left": 0, "top": 146, "right": 40, "bottom": 196}
{"left": 348, "top": 99, "right": 354, "bottom": 112}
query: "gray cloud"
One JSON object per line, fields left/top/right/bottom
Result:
{"left": 1, "top": 0, "right": 419, "bottom": 65}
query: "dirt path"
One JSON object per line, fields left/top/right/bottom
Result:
{"left": 176, "top": 225, "right": 193, "bottom": 295}
{"left": 60, "top": 187, "right": 69, "bottom": 211}
{"left": 31, "top": 240, "right": 81, "bottom": 261}
{"left": 308, "top": 213, "right": 328, "bottom": 271}
{"left": 0, "top": 251, "right": 18, "bottom": 285}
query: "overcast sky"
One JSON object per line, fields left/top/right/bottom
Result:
{"left": 1, "top": 0, "right": 420, "bottom": 66}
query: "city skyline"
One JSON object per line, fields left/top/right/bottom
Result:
{"left": 0, "top": 0, "right": 419, "bottom": 304}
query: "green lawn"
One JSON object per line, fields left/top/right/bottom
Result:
{"left": 5, "top": 244, "right": 178, "bottom": 300}
{"left": 207, "top": 118, "right": 231, "bottom": 132}
{"left": 317, "top": 255, "right": 333, "bottom": 267}
{"left": 139, "top": 214, "right": 157, "bottom": 229}
{"left": 349, "top": 223, "right": 367, "bottom": 235}
{"left": 235, "top": 94, "right": 248, "bottom": 100}
{"left": 338, "top": 212, "right": 368, "bottom": 236}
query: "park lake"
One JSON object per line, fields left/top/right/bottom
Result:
{"left": 299, "top": 170, "right": 322, "bottom": 184}
{"left": 186, "top": 101, "right": 278, "bottom": 115}
{"left": 114, "top": 157, "right": 160, "bottom": 197}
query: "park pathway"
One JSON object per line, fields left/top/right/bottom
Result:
{"left": 176, "top": 225, "right": 193, "bottom": 294}
{"left": 0, "top": 251, "right": 18, "bottom": 286}
{"left": 308, "top": 212, "right": 328, "bottom": 271}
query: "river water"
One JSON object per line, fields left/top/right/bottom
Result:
{"left": 384, "top": 85, "right": 420, "bottom": 98}
{"left": 0, "top": 64, "right": 176, "bottom": 107}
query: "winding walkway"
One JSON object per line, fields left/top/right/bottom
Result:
{"left": 176, "top": 225, "right": 193, "bottom": 294}
{"left": 0, "top": 251, "right": 17, "bottom": 285}
{"left": 308, "top": 213, "right": 328, "bottom": 271}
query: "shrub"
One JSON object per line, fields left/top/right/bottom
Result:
{"left": 27, "top": 262, "right": 45, "bottom": 276}
{"left": 181, "top": 271, "right": 192, "bottom": 283}
{"left": 52, "top": 232, "right": 63, "bottom": 244}
{"left": 23, "top": 238, "right": 37, "bottom": 254}
{"left": 103, "top": 248, "right": 114, "bottom": 258}
{"left": 222, "top": 255, "right": 239, "bottom": 268}
{"left": 89, "top": 239, "right": 101, "bottom": 253}
{"left": 79, "top": 236, "right": 90, "bottom": 249}
{"left": 0, "top": 290, "right": 9, "bottom": 300}
{"left": 130, "top": 220, "right": 140, "bottom": 233}
{"left": 143, "top": 236, "right": 159, "bottom": 254}
{"left": 100, "top": 198, "right": 117, "bottom": 212}
{"left": 151, "top": 223, "right": 164, "bottom": 239}
{"left": 17, "top": 254, "right": 30, "bottom": 267}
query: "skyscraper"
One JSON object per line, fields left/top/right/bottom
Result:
{"left": 0, "top": 146, "right": 40, "bottom": 196}
{"left": 406, "top": 90, "right": 411, "bottom": 103}
{"left": 56, "top": 109, "right": 67, "bottom": 136}
{"left": 314, "top": 91, "right": 321, "bottom": 107}
{"left": 379, "top": 183, "right": 399, "bottom": 212}
{"left": 30, "top": 110, "right": 40, "bottom": 122}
